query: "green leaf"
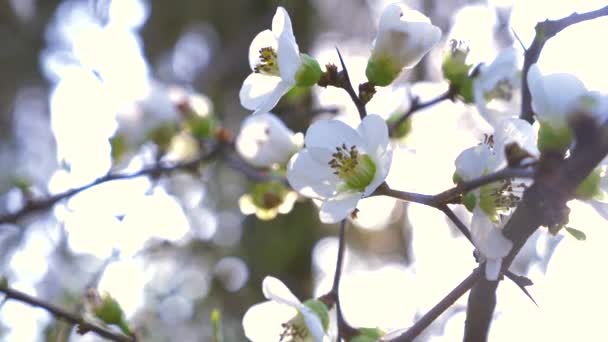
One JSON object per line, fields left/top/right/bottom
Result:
{"left": 351, "top": 327, "right": 384, "bottom": 342}
{"left": 565, "top": 227, "right": 586, "bottom": 241}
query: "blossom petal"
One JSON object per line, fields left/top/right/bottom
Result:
{"left": 239, "top": 73, "right": 283, "bottom": 111}
{"left": 527, "top": 64, "right": 587, "bottom": 123}
{"left": 248, "top": 30, "right": 277, "bottom": 71}
{"left": 455, "top": 145, "right": 493, "bottom": 180}
{"left": 277, "top": 31, "right": 301, "bottom": 83}
{"left": 493, "top": 118, "right": 539, "bottom": 162}
{"left": 253, "top": 80, "right": 293, "bottom": 115}
{"left": 236, "top": 112, "right": 298, "bottom": 167}
{"left": 485, "top": 259, "right": 503, "bottom": 281}
{"left": 298, "top": 304, "right": 326, "bottom": 342}
{"left": 357, "top": 114, "right": 389, "bottom": 157}
{"left": 287, "top": 149, "right": 340, "bottom": 198}
{"left": 471, "top": 206, "right": 512, "bottom": 260}
{"left": 262, "top": 276, "right": 302, "bottom": 307}
{"left": 272, "top": 7, "right": 294, "bottom": 40}
{"left": 364, "top": 147, "right": 393, "bottom": 197}
{"left": 305, "top": 119, "right": 365, "bottom": 152}
{"left": 319, "top": 192, "right": 362, "bottom": 224}
{"left": 242, "top": 300, "right": 297, "bottom": 341}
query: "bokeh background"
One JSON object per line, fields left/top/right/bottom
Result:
{"left": 0, "top": 0, "right": 607, "bottom": 341}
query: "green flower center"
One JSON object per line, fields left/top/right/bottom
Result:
{"left": 254, "top": 47, "right": 280, "bottom": 76}
{"left": 251, "top": 182, "right": 287, "bottom": 209}
{"left": 479, "top": 179, "right": 525, "bottom": 221}
{"left": 280, "top": 316, "right": 309, "bottom": 342}
{"left": 328, "top": 144, "right": 376, "bottom": 192}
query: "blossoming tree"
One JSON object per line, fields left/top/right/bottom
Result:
{"left": 1, "top": 2, "right": 608, "bottom": 342}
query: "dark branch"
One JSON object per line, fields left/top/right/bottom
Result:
{"left": 387, "top": 269, "right": 481, "bottom": 342}
{"left": 335, "top": 48, "right": 368, "bottom": 119}
{"left": 0, "top": 146, "right": 222, "bottom": 225}
{"left": 520, "top": 5, "right": 608, "bottom": 123}
{"left": 464, "top": 115, "right": 608, "bottom": 341}
{"left": 0, "top": 284, "right": 134, "bottom": 342}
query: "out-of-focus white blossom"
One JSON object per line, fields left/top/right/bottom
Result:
{"left": 473, "top": 47, "right": 521, "bottom": 127}
{"left": 236, "top": 112, "right": 303, "bottom": 168}
{"left": 366, "top": 3, "right": 441, "bottom": 86}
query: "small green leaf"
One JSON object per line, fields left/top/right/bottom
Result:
{"left": 565, "top": 227, "right": 586, "bottom": 241}
{"left": 351, "top": 327, "right": 384, "bottom": 342}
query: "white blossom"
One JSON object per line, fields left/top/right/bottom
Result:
{"left": 242, "top": 276, "right": 327, "bottom": 342}
{"left": 236, "top": 112, "right": 303, "bottom": 168}
{"left": 366, "top": 3, "right": 441, "bottom": 86}
{"left": 239, "top": 7, "right": 321, "bottom": 115}
{"left": 454, "top": 118, "right": 537, "bottom": 280}
{"left": 287, "top": 115, "right": 392, "bottom": 223}
{"left": 527, "top": 63, "right": 587, "bottom": 128}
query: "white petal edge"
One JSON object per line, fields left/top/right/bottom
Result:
{"left": 298, "top": 304, "right": 326, "bottom": 342}
{"left": 471, "top": 207, "right": 512, "bottom": 260}
{"left": 357, "top": 114, "right": 389, "bottom": 157}
{"left": 286, "top": 149, "right": 340, "bottom": 198}
{"left": 272, "top": 7, "right": 294, "bottom": 41}
{"left": 455, "top": 145, "right": 492, "bottom": 180}
{"left": 277, "top": 26, "right": 301, "bottom": 83}
{"left": 262, "top": 276, "right": 302, "bottom": 307}
{"left": 363, "top": 147, "right": 393, "bottom": 197}
{"left": 248, "top": 30, "right": 277, "bottom": 71}
{"left": 242, "top": 300, "right": 297, "bottom": 341}
{"left": 239, "top": 73, "right": 283, "bottom": 111}
{"left": 252, "top": 79, "right": 294, "bottom": 115}
{"left": 319, "top": 192, "right": 362, "bottom": 224}
{"left": 484, "top": 258, "right": 503, "bottom": 281}
{"left": 305, "top": 119, "right": 365, "bottom": 153}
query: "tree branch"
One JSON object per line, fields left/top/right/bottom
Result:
{"left": 520, "top": 5, "right": 608, "bottom": 123}
{"left": 0, "top": 284, "right": 134, "bottom": 342}
{"left": 464, "top": 115, "right": 608, "bottom": 341}
{"left": 386, "top": 269, "right": 481, "bottom": 342}
{"left": 335, "top": 48, "right": 368, "bottom": 119}
{"left": 0, "top": 146, "right": 222, "bottom": 225}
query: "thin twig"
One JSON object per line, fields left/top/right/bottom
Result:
{"left": 432, "top": 167, "right": 535, "bottom": 205}
{"left": 0, "top": 147, "right": 221, "bottom": 225}
{"left": 335, "top": 48, "right": 367, "bottom": 119}
{"left": 386, "top": 269, "right": 481, "bottom": 342}
{"left": 0, "top": 285, "right": 134, "bottom": 342}
{"left": 438, "top": 204, "right": 473, "bottom": 243}
{"left": 520, "top": 5, "right": 608, "bottom": 123}
{"left": 388, "top": 88, "right": 454, "bottom": 137}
